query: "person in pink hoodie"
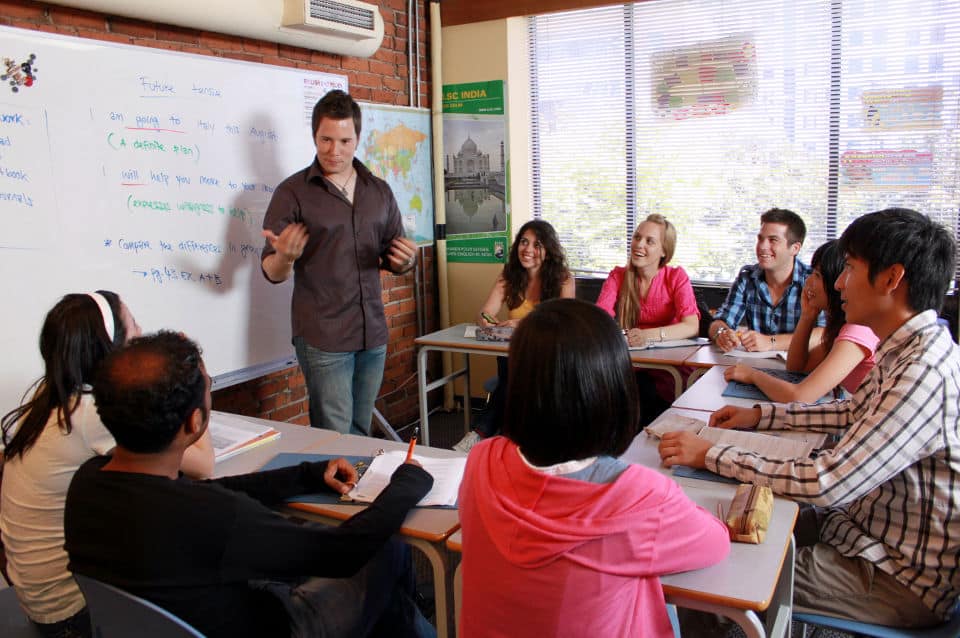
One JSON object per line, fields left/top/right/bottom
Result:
{"left": 458, "top": 298, "right": 731, "bottom": 638}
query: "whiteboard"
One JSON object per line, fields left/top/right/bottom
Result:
{"left": 0, "top": 26, "right": 348, "bottom": 415}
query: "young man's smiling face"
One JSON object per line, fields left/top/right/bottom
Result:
{"left": 755, "top": 222, "right": 801, "bottom": 275}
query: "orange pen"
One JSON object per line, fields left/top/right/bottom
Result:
{"left": 405, "top": 426, "right": 419, "bottom": 462}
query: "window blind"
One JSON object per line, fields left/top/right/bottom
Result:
{"left": 529, "top": 0, "right": 960, "bottom": 283}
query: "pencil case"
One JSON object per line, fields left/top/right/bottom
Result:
{"left": 724, "top": 484, "right": 774, "bottom": 544}
{"left": 476, "top": 326, "right": 513, "bottom": 342}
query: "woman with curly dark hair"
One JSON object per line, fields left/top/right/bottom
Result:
{"left": 477, "top": 219, "right": 575, "bottom": 329}
{"left": 455, "top": 220, "right": 574, "bottom": 450}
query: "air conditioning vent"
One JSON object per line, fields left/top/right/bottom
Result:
{"left": 309, "top": 0, "right": 375, "bottom": 31}
{"left": 282, "top": 0, "right": 383, "bottom": 41}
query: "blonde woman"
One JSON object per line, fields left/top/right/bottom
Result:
{"left": 596, "top": 214, "right": 699, "bottom": 346}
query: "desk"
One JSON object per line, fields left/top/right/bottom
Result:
{"left": 623, "top": 429, "right": 797, "bottom": 638}
{"left": 446, "top": 530, "right": 463, "bottom": 632}
{"left": 212, "top": 414, "right": 338, "bottom": 478}
{"left": 415, "top": 324, "right": 700, "bottom": 446}
{"left": 284, "top": 434, "right": 463, "bottom": 638}
{"left": 686, "top": 344, "right": 787, "bottom": 382}
{"left": 672, "top": 365, "right": 779, "bottom": 413}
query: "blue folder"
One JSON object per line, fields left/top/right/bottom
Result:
{"left": 722, "top": 368, "right": 841, "bottom": 404}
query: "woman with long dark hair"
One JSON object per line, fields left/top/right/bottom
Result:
{"left": 0, "top": 292, "right": 213, "bottom": 637}
{"left": 458, "top": 299, "right": 729, "bottom": 637}
{"left": 477, "top": 219, "right": 575, "bottom": 329}
{"left": 455, "top": 220, "right": 574, "bottom": 451}
{"left": 724, "top": 240, "right": 879, "bottom": 401}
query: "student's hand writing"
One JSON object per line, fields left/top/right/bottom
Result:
{"left": 262, "top": 223, "right": 308, "bottom": 264}
{"left": 658, "top": 431, "right": 712, "bottom": 469}
{"left": 386, "top": 237, "right": 417, "bottom": 272}
{"left": 709, "top": 406, "right": 761, "bottom": 430}
{"left": 723, "top": 363, "right": 756, "bottom": 385}
{"left": 403, "top": 458, "right": 423, "bottom": 469}
{"left": 324, "top": 457, "right": 359, "bottom": 494}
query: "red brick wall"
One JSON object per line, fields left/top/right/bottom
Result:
{"left": 1, "top": 0, "right": 438, "bottom": 430}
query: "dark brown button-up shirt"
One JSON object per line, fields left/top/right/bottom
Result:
{"left": 261, "top": 158, "right": 404, "bottom": 352}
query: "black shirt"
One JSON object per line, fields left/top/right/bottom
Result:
{"left": 64, "top": 456, "right": 432, "bottom": 638}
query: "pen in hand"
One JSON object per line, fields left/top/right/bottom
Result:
{"left": 405, "top": 426, "right": 419, "bottom": 463}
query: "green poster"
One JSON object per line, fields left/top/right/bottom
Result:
{"left": 447, "top": 236, "right": 507, "bottom": 263}
{"left": 443, "top": 81, "right": 505, "bottom": 115}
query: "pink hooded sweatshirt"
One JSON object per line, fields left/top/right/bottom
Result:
{"left": 458, "top": 436, "right": 730, "bottom": 637}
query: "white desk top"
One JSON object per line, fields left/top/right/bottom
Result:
{"left": 622, "top": 425, "right": 798, "bottom": 612}
{"left": 686, "top": 345, "right": 788, "bottom": 370}
{"left": 661, "top": 482, "right": 797, "bottom": 611}
{"left": 672, "top": 365, "right": 786, "bottom": 412}
{"left": 212, "top": 413, "right": 338, "bottom": 478}
{"left": 415, "top": 324, "right": 704, "bottom": 367}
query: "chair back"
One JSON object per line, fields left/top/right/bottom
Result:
{"left": 74, "top": 575, "right": 205, "bottom": 638}
{"left": 794, "top": 601, "right": 960, "bottom": 638}
{"left": 0, "top": 587, "right": 44, "bottom": 637}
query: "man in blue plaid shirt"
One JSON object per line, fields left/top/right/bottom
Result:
{"left": 709, "top": 208, "right": 815, "bottom": 352}
{"left": 662, "top": 208, "right": 960, "bottom": 628}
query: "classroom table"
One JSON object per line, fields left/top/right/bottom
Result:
{"left": 415, "top": 324, "right": 701, "bottom": 446}
{"left": 283, "top": 433, "right": 464, "bottom": 638}
{"left": 445, "top": 530, "right": 463, "bottom": 634}
{"left": 672, "top": 364, "right": 778, "bottom": 413}
{"left": 622, "top": 423, "right": 798, "bottom": 638}
{"left": 212, "top": 413, "right": 339, "bottom": 478}
{"left": 685, "top": 344, "right": 787, "bottom": 386}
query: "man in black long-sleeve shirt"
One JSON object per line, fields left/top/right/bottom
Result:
{"left": 64, "top": 331, "right": 435, "bottom": 638}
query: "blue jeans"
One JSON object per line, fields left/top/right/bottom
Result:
{"left": 255, "top": 537, "right": 435, "bottom": 638}
{"left": 294, "top": 338, "right": 387, "bottom": 435}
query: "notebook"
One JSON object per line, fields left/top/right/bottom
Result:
{"left": 722, "top": 368, "right": 841, "bottom": 405}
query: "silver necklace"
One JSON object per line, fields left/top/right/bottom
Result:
{"left": 327, "top": 170, "right": 355, "bottom": 198}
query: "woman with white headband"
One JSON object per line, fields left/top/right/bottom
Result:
{"left": 0, "top": 291, "right": 214, "bottom": 637}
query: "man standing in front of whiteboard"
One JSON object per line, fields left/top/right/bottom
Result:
{"left": 261, "top": 90, "right": 416, "bottom": 435}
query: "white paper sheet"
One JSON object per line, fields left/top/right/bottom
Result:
{"left": 348, "top": 450, "right": 466, "bottom": 507}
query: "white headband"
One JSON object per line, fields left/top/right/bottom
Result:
{"left": 87, "top": 292, "right": 116, "bottom": 341}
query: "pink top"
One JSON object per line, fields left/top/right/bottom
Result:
{"left": 596, "top": 265, "right": 699, "bottom": 329}
{"left": 458, "top": 436, "right": 730, "bottom": 638}
{"left": 836, "top": 323, "right": 879, "bottom": 393}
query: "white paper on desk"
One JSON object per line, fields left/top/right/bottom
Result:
{"left": 698, "top": 427, "right": 815, "bottom": 459}
{"left": 464, "top": 325, "right": 477, "bottom": 338}
{"left": 348, "top": 450, "right": 466, "bottom": 507}
{"left": 723, "top": 348, "right": 787, "bottom": 359}
{"left": 645, "top": 413, "right": 707, "bottom": 438}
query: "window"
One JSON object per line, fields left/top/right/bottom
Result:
{"left": 529, "top": 0, "right": 960, "bottom": 283}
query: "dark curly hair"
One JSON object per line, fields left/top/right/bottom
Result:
{"left": 2, "top": 291, "right": 126, "bottom": 460}
{"left": 502, "top": 220, "right": 571, "bottom": 310}
{"left": 93, "top": 331, "right": 207, "bottom": 454}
